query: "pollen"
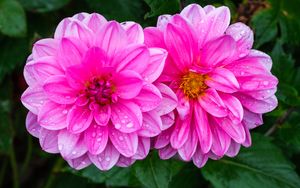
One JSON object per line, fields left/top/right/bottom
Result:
{"left": 179, "top": 72, "right": 208, "bottom": 99}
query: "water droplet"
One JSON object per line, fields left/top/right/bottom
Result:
{"left": 81, "top": 161, "right": 86, "bottom": 164}
{"left": 65, "top": 96, "right": 71, "bottom": 99}
{"left": 58, "top": 144, "right": 63, "bottom": 151}
{"left": 263, "top": 81, "right": 269, "bottom": 85}
{"left": 115, "top": 123, "right": 121, "bottom": 129}
{"left": 126, "top": 122, "right": 133, "bottom": 128}
{"left": 72, "top": 151, "right": 77, "bottom": 155}
{"left": 240, "top": 71, "right": 245, "bottom": 75}
{"left": 121, "top": 119, "right": 126, "bottom": 123}
{"left": 105, "top": 157, "right": 110, "bottom": 161}
{"left": 62, "top": 110, "right": 68, "bottom": 114}
{"left": 92, "top": 132, "right": 96, "bottom": 137}
{"left": 119, "top": 136, "right": 124, "bottom": 141}
{"left": 97, "top": 138, "right": 102, "bottom": 142}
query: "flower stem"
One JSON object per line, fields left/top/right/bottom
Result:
{"left": 265, "top": 108, "right": 294, "bottom": 136}
{"left": 44, "top": 158, "right": 64, "bottom": 188}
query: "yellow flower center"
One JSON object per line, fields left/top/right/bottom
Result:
{"left": 179, "top": 72, "right": 208, "bottom": 99}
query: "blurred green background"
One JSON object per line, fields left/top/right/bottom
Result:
{"left": 0, "top": 0, "right": 300, "bottom": 187}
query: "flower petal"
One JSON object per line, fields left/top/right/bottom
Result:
{"left": 237, "top": 74, "right": 278, "bottom": 91}
{"left": 132, "top": 137, "right": 150, "bottom": 160}
{"left": 170, "top": 117, "right": 191, "bottom": 149}
{"left": 158, "top": 145, "right": 177, "bottom": 160}
{"left": 199, "top": 88, "right": 227, "bottom": 117}
{"left": 32, "top": 56, "right": 64, "bottom": 81}
{"left": 144, "top": 27, "right": 166, "bottom": 48}
{"left": 32, "top": 39, "right": 58, "bottom": 59}
{"left": 178, "top": 128, "right": 198, "bottom": 161}
{"left": 219, "top": 93, "right": 243, "bottom": 122}
{"left": 161, "top": 111, "right": 175, "bottom": 130}
{"left": 82, "top": 13, "right": 107, "bottom": 33}
{"left": 236, "top": 94, "right": 278, "bottom": 113}
{"left": 43, "top": 75, "right": 77, "bottom": 104}
{"left": 133, "top": 83, "right": 162, "bottom": 112}
{"left": 21, "top": 85, "right": 47, "bottom": 114}
{"left": 226, "top": 22, "right": 253, "bottom": 58}
{"left": 121, "top": 21, "right": 144, "bottom": 44}
{"left": 67, "top": 154, "right": 91, "bottom": 170}
{"left": 38, "top": 101, "right": 68, "bottom": 130}
{"left": 206, "top": 68, "right": 239, "bottom": 93}
{"left": 192, "top": 147, "right": 208, "bottom": 168}
{"left": 154, "top": 128, "right": 173, "bottom": 149}
{"left": 225, "top": 141, "right": 241, "bottom": 157}
{"left": 111, "top": 101, "right": 142, "bottom": 133}
{"left": 109, "top": 128, "right": 138, "bottom": 157}
{"left": 84, "top": 124, "right": 109, "bottom": 155}
{"left": 89, "top": 143, "right": 120, "bottom": 171}
{"left": 116, "top": 156, "right": 136, "bottom": 167}
{"left": 180, "top": 4, "right": 206, "bottom": 27}
{"left": 210, "top": 120, "right": 231, "bottom": 156}
{"left": 115, "top": 70, "right": 143, "bottom": 99}
{"left": 243, "top": 109, "right": 263, "bottom": 129}
{"left": 138, "top": 111, "right": 162, "bottom": 137}
{"left": 26, "top": 112, "right": 41, "bottom": 138}
{"left": 39, "top": 128, "right": 59, "bottom": 153}
{"left": 176, "top": 91, "right": 191, "bottom": 120}
{"left": 63, "top": 20, "right": 93, "bottom": 47}
{"left": 155, "top": 83, "right": 178, "bottom": 116}
{"left": 194, "top": 103, "right": 212, "bottom": 154}
{"left": 216, "top": 117, "right": 246, "bottom": 144}
{"left": 67, "top": 106, "right": 93, "bottom": 133}
{"left": 93, "top": 105, "right": 111, "bottom": 126}
{"left": 58, "top": 129, "right": 87, "bottom": 159}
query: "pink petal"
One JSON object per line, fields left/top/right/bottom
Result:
{"left": 158, "top": 145, "right": 177, "bottom": 160}
{"left": 180, "top": 4, "right": 206, "bottom": 27}
{"left": 67, "top": 154, "right": 91, "bottom": 170}
{"left": 95, "top": 21, "right": 127, "bottom": 58}
{"left": 243, "top": 109, "right": 263, "bottom": 129}
{"left": 236, "top": 94, "right": 278, "bottom": 113}
{"left": 21, "top": 85, "right": 47, "bottom": 114}
{"left": 193, "top": 103, "right": 212, "bottom": 154}
{"left": 249, "top": 50, "right": 272, "bottom": 71}
{"left": 157, "top": 14, "right": 172, "bottom": 30}
{"left": 225, "top": 141, "right": 241, "bottom": 157}
{"left": 170, "top": 117, "right": 191, "bottom": 149}
{"left": 226, "top": 22, "right": 254, "bottom": 58}
{"left": 133, "top": 83, "right": 162, "bottom": 112}
{"left": 84, "top": 124, "right": 109, "bottom": 155}
{"left": 155, "top": 83, "right": 177, "bottom": 116}
{"left": 116, "top": 156, "right": 136, "bottom": 167}
{"left": 109, "top": 128, "right": 138, "bottom": 157}
{"left": 178, "top": 128, "right": 198, "bottom": 161}
{"left": 154, "top": 128, "right": 173, "bottom": 149}
{"left": 201, "top": 35, "right": 236, "bottom": 67}
{"left": 115, "top": 70, "right": 143, "bottom": 99}
{"left": 58, "top": 37, "right": 87, "bottom": 70}
{"left": 121, "top": 21, "right": 144, "bottom": 44}
{"left": 39, "top": 128, "right": 59, "bottom": 154}
{"left": 164, "top": 23, "right": 194, "bottom": 69}
{"left": 203, "top": 5, "right": 215, "bottom": 14}
{"left": 199, "top": 88, "right": 227, "bottom": 117}
{"left": 132, "top": 137, "right": 150, "bottom": 160}
{"left": 110, "top": 101, "right": 142, "bottom": 133}
{"left": 32, "top": 39, "right": 58, "bottom": 59}
{"left": 192, "top": 147, "right": 208, "bottom": 168}
{"left": 26, "top": 112, "right": 41, "bottom": 138}
{"left": 24, "top": 57, "right": 37, "bottom": 86}
{"left": 210, "top": 121, "right": 231, "bottom": 156}
{"left": 58, "top": 129, "right": 87, "bottom": 159}
{"left": 82, "top": 13, "right": 107, "bottom": 33}
{"left": 113, "top": 44, "right": 149, "bottom": 74}
{"left": 93, "top": 105, "right": 111, "bottom": 126}
{"left": 161, "top": 112, "right": 175, "bottom": 130}
{"left": 32, "top": 56, "right": 64, "bottom": 81}
{"left": 219, "top": 93, "right": 243, "bottom": 122}
{"left": 141, "top": 47, "right": 167, "bottom": 83}
{"left": 237, "top": 74, "right": 278, "bottom": 91}
{"left": 206, "top": 67, "right": 239, "bottom": 93}
{"left": 144, "top": 27, "right": 166, "bottom": 48}
{"left": 202, "top": 6, "right": 231, "bottom": 44}
{"left": 72, "top": 12, "right": 89, "bottom": 21}
{"left": 242, "top": 124, "right": 252, "bottom": 147}
{"left": 216, "top": 117, "right": 246, "bottom": 144}
{"left": 54, "top": 18, "right": 72, "bottom": 39}
{"left": 67, "top": 106, "right": 93, "bottom": 133}
{"left": 64, "top": 20, "right": 93, "bottom": 47}
{"left": 38, "top": 101, "right": 68, "bottom": 130}
{"left": 176, "top": 91, "right": 191, "bottom": 120}
{"left": 243, "top": 88, "right": 277, "bottom": 100}
{"left": 138, "top": 111, "right": 162, "bottom": 137}
{"left": 89, "top": 143, "right": 120, "bottom": 171}
{"left": 43, "top": 75, "right": 77, "bottom": 104}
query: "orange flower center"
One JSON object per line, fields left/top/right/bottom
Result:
{"left": 179, "top": 72, "right": 208, "bottom": 99}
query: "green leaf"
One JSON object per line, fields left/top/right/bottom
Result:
{"left": 0, "top": 37, "right": 29, "bottom": 82}
{"left": 133, "top": 152, "right": 172, "bottom": 188}
{"left": 144, "top": 0, "right": 180, "bottom": 18}
{"left": 251, "top": 9, "right": 278, "bottom": 48}
{"left": 202, "top": 133, "right": 300, "bottom": 188}
{"left": 277, "top": 84, "right": 300, "bottom": 106}
{"left": 0, "top": 0, "right": 26, "bottom": 37}
{"left": 85, "top": 0, "right": 146, "bottom": 23}
{"left": 18, "top": 0, "right": 71, "bottom": 12}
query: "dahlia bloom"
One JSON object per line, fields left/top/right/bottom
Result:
{"left": 21, "top": 13, "right": 176, "bottom": 170}
{"left": 144, "top": 4, "right": 278, "bottom": 167}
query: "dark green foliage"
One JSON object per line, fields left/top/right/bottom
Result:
{"left": 0, "top": 0, "right": 300, "bottom": 188}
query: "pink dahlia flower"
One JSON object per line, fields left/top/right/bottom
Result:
{"left": 21, "top": 13, "right": 176, "bottom": 170}
{"left": 145, "top": 4, "right": 278, "bottom": 167}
